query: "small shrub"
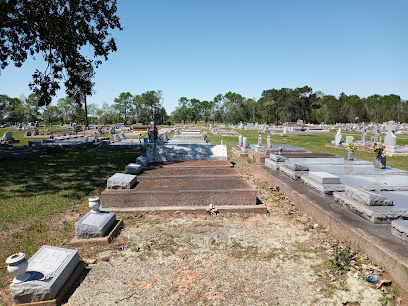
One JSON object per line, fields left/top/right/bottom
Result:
{"left": 329, "top": 244, "right": 356, "bottom": 274}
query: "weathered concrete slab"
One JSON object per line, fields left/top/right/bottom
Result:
{"left": 391, "top": 220, "right": 408, "bottom": 242}
{"left": 10, "top": 246, "right": 80, "bottom": 304}
{"left": 301, "top": 175, "right": 344, "bottom": 195}
{"left": 310, "top": 172, "right": 340, "bottom": 184}
{"left": 269, "top": 154, "right": 287, "bottom": 162}
{"left": 101, "top": 177, "right": 257, "bottom": 208}
{"left": 334, "top": 190, "right": 408, "bottom": 223}
{"left": 264, "top": 158, "right": 284, "bottom": 170}
{"left": 279, "top": 165, "right": 309, "bottom": 180}
{"left": 340, "top": 174, "right": 408, "bottom": 191}
{"left": 345, "top": 186, "right": 393, "bottom": 206}
{"left": 75, "top": 211, "right": 116, "bottom": 239}
{"left": 284, "top": 161, "right": 309, "bottom": 171}
{"left": 105, "top": 205, "right": 267, "bottom": 214}
{"left": 250, "top": 164, "right": 408, "bottom": 292}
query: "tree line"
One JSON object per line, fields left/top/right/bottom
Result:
{"left": 171, "top": 86, "right": 408, "bottom": 124}
{"left": 0, "top": 90, "right": 168, "bottom": 125}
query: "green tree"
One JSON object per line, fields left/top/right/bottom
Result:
{"left": 113, "top": 92, "right": 134, "bottom": 124}
{"left": 0, "top": 0, "right": 122, "bottom": 105}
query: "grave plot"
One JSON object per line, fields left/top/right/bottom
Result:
{"left": 334, "top": 187, "right": 408, "bottom": 223}
{"left": 7, "top": 246, "right": 83, "bottom": 304}
{"left": 391, "top": 220, "right": 408, "bottom": 242}
{"left": 153, "top": 144, "right": 228, "bottom": 161}
{"left": 307, "top": 164, "right": 407, "bottom": 175}
{"left": 301, "top": 173, "right": 408, "bottom": 195}
{"left": 101, "top": 160, "right": 264, "bottom": 214}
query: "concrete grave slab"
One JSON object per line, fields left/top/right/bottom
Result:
{"left": 10, "top": 246, "right": 80, "bottom": 304}
{"left": 269, "top": 153, "right": 287, "bottom": 162}
{"left": 125, "top": 163, "right": 143, "bottom": 175}
{"left": 345, "top": 185, "right": 393, "bottom": 206}
{"left": 265, "top": 158, "right": 284, "bottom": 170}
{"left": 301, "top": 175, "right": 344, "bottom": 195}
{"left": 310, "top": 172, "right": 340, "bottom": 184}
{"left": 75, "top": 211, "right": 116, "bottom": 239}
{"left": 284, "top": 161, "right": 309, "bottom": 171}
{"left": 279, "top": 165, "right": 309, "bottom": 180}
{"left": 391, "top": 220, "right": 408, "bottom": 242}
{"left": 107, "top": 173, "right": 137, "bottom": 189}
{"left": 334, "top": 190, "right": 408, "bottom": 223}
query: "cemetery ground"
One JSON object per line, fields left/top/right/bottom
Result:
{"left": 0, "top": 147, "right": 143, "bottom": 304}
{"left": 0, "top": 130, "right": 407, "bottom": 304}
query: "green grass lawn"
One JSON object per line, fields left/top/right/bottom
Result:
{"left": 0, "top": 147, "right": 143, "bottom": 288}
{"left": 209, "top": 129, "right": 408, "bottom": 171}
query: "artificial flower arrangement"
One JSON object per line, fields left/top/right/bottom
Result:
{"left": 348, "top": 142, "right": 357, "bottom": 151}
{"left": 373, "top": 142, "right": 385, "bottom": 157}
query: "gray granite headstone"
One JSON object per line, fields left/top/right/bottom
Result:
{"left": 3, "top": 131, "right": 13, "bottom": 140}
{"left": 25, "top": 131, "right": 32, "bottom": 137}
{"left": 75, "top": 211, "right": 116, "bottom": 239}
{"left": 125, "top": 163, "right": 143, "bottom": 175}
{"left": 107, "top": 173, "right": 137, "bottom": 189}
{"left": 10, "top": 246, "right": 79, "bottom": 304}
{"left": 120, "top": 132, "right": 127, "bottom": 140}
{"left": 136, "top": 155, "right": 150, "bottom": 166}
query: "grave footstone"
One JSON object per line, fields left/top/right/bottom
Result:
{"left": 75, "top": 211, "right": 116, "bottom": 239}
{"left": 107, "top": 173, "right": 137, "bottom": 189}
{"left": 125, "top": 163, "right": 143, "bottom": 175}
{"left": 136, "top": 155, "right": 150, "bottom": 166}
{"left": 8, "top": 246, "right": 80, "bottom": 304}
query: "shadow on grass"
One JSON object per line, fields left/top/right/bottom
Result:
{"left": 0, "top": 148, "right": 143, "bottom": 201}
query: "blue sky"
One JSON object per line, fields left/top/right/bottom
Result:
{"left": 1, "top": 0, "right": 407, "bottom": 112}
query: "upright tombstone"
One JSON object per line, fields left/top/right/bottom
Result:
{"left": 345, "top": 136, "right": 355, "bottom": 145}
{"left": 120, "top": 132, "right": 126, "bottom": 140}
{"left": 361, "top": 128, "right": 367, "bottom": 145}
{"left": 114, "top": 134, "right": 121, "bottom": 142}
{"left": 2, "top": 131, "right": 13, "bottom": 141}
{"left": 374, "top": 128, "right": 381, "bottom": 143}
{"left": 109, "top": 128, "right": 115, "bottom": 135}
{"left": 283, "top": 126, "right": 287, "bottom": 135}
{"left": 242, "top": 137, "right": 250, "bottom": 150}
{"left": 7, "top": 246, "right": 80, "bottom": 304}
{"left": 335, "top": 128, "right": 343, "bottom": 145}
{"left": 238, "top": 135, "right": 243, "bottom": 148}
{"left": 266, "top": 135, "right": 271, "bottom": 149}
{"left": 384, "top": 128, "right": 397, "bottom": 147}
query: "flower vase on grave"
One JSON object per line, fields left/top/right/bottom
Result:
{"left": 6, "top": 253, "right": 30, "bottom": 283}
{"left": 374, "top": 156, "right": 386, "bottom": 169}
{"left": 89, "top": 197, "right": 101, "bottom": 213}
{"left": 344, "top": 150, "right": 354, "bottom": 160}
